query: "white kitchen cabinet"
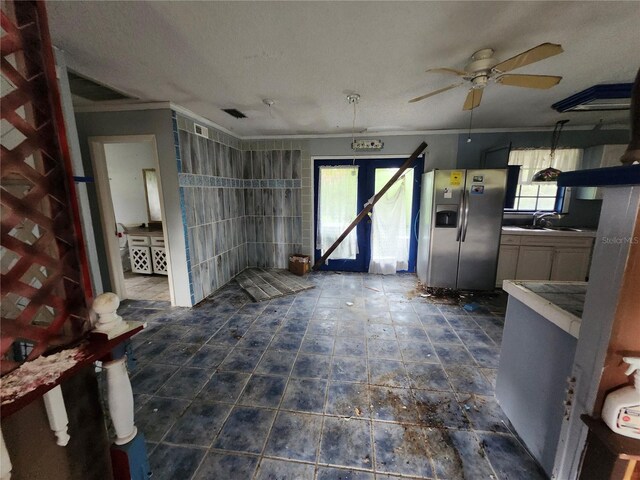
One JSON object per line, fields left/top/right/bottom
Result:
{"left": 575, "top": 144, "right": 627, "bottom": 200}
{"left": 496, "top": 233, "right": 594, "bottom": 285}
{"left": 516, "top": 246, "right": 554, "bottom": 280}
{"left": 496, "top": 245, "right": 519, "bottom": 287}
{"left": 550, "top": 247, "right": 591, "bottom": 281}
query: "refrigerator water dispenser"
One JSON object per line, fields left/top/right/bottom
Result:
{"left": 435, "top": 205, "right": 458, "bottom": 228}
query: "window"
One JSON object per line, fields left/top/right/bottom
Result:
{"left": 506, "top": 148, "right": 581, "bottom": 212}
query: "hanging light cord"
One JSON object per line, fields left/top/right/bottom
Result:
{"left": 466, "top": 90, "right": 475, "bottom": 143}
{"left": 351, "top": 97, "right": 357, "bottom": 165}
{"left": 550, "top": 119, "right": 569, "bottom": 161}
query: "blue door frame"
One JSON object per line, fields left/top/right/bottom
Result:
{"left": 313, "top": 156, "right": 424, "bottom": 272}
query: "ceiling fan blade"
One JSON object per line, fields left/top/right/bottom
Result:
{"left": 493, "top": 43, "right": 563, "bottom": 73}
{"left": 425, "top": 67, "right": 468, "bottom": 76}
{"left": 463, "top": 88, "right": 483, "bottom": 111}
{"left": 496, "top": 74, "right": 562, "bottom": 89}
{"left": 408, "top": 83, "right": 463, "bottom": 103}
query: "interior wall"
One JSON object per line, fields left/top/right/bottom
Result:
{"left": 175, "top": 113, "right": 304, "bottom": 304}
{"left": 104, "top": 142, "right": 156, "bottom": 227}
{"left": 176, "top": 124, "right": 248, "bottom": 304}
{"left": 74, "top": 109, "right": 191, "bottom": 306}
{"left": 244, "top": 148, "right": 303, "bottom": 269}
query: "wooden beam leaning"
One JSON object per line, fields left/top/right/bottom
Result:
{"left": 313, "top": 141, "right": 428, "bottom": 270}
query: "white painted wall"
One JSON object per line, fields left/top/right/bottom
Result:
{"left": 104, "top": 142, "right": 156, "bottom": 226}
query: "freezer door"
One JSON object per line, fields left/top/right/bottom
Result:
{"left": 416, "top": 172, "right": 434, "bottom": 283}
{"left": 426, "top": 169, "right": 465, "bottom": 288}
{"left": 456, "top": 169, "right": 507, "bottom": 290}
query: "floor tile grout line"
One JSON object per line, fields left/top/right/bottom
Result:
{"left": 221, "top": 295, "right": 306, "bottom": 480}
{"left": 312, "top": 291, "right": 340, "bottom": 479}
{"left": 413, "top": 298, "right": 505, "bottom": 480}
{"left": 156, "top": 300, "right": 255, "bottom": 479}
{"left": 188, "top": 295, "right": 263, "bottom": 479}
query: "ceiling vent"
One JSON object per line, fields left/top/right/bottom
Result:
{"left": 222, "top": 108, "right": 247, "bottom": 119}
{"left": 67, "top": 71, "right": 134, "bottom": 101}
{"left": 193, "top": 123, "right": 209, "bottom": 138}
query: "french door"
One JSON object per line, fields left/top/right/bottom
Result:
{"left": 313, "top": 157, "right": 424, "bottom": 272}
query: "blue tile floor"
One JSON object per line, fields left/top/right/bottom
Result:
{"left": 123, "top": 272, "right": 547, "bottom": 480}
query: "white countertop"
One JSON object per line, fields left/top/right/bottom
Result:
{"left": 502, "top": 280, "right": 586, "bottom": 339}
{"left": 502, "top": 226, "right": 596, "bottom": 237}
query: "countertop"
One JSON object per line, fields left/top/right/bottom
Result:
{"left": 124, "top": 227, "right": 164, "bottom": 237}
{"left": 502, "top": 226, "right": 597, "bottom": 238}
{"left": 502, "top": 280, "right": 587, "bottom": 338}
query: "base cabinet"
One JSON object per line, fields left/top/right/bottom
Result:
{"left": 550, "top": 248, "right": 591, "bottom": 281}
{"left": 516, "top": 246, "right": 554, "bottom": 281}
{"left": 497, "top": 234, "right": 594, "bottom": 286}
{"left": 128, "top": 235, "right": 168, "bottom": 275}
{"left": 496, "top": 245, "right": 519, "bottom": 286}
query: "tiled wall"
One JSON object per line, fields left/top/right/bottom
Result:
{"left": 175, "top": 120, "right": 248, "bottom": 304}
{"left": 173, "top": 112, "right": 304, "bottom": 304}
{"left": 243, "top": 148, "right": 303, "bottom": 268}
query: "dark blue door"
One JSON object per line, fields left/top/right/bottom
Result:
{"left": 313, "top": 156, "right": 424, "bottom": 272}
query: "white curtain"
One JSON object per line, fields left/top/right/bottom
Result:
{"left": 316, "top": 166, "right": 359, "bottom": 260}
{"left": 508, "top": 148, "right": 582, "bottom": 184}
{"left": 369, "top": 175, "right": 409, "bottom": 275}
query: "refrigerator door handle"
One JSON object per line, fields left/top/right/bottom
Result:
{"left": 461, "top": 189, "right": 470, "bottom": 242}
{"left": 456, "top": 195, "right": 463, "bottom": 242}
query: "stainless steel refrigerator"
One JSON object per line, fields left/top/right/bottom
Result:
{"left": 417, "top": 169, "right": 507, "bottom": 290}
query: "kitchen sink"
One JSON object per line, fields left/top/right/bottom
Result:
{"left": 517, "top": 225, "right": 547, "bottom": 230}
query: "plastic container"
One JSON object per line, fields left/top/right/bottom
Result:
{"left": 601, "top": 357, "right": 640, "bottom": 439}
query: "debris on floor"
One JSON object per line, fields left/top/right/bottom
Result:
{"left": 235, "top": 267, "right": 315, "bottom": 302}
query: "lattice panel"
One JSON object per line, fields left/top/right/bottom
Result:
{"left": 1, "top": 1, "right": 90, "bottom": 374}
{"left": 130, "top": 247, "right": 152, "bottom": 274}
{"left": 151, "top": 247, "right": 168, "bottom": 275}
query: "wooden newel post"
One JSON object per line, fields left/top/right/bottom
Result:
{"left": 92, "top": 293, "right": 150, "bottom": 479}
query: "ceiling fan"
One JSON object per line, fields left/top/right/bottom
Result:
{"left": 409, "top": 42, "right": 564, "bottom": 110}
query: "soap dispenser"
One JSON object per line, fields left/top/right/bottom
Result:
{"left": 602, "top": 357, "right": 640, "bottom": 439}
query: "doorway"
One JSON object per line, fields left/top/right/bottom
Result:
{"left": 89, "top": 135, "right": 173, "bottom": 303}
{"left": 313, "top": 156, "right": 424, "bottom": 273}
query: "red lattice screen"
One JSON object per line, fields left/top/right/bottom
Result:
{"left": 1, "top": 1, "right": 91, "bottom": 374}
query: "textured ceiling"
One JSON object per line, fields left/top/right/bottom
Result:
{"left": 47, "top": 1, "right": 639, "bottom": 136}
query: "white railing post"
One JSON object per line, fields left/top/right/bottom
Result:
{"left": 103, "top": 356, "right": 137, "bottom": 445}
{"left": 0, "top": 427, "right": 11, "bottom": 480}
{"left": 92, "top": 293, "right": 137, "bottom": 446}
{"left": 92, "top": 292, "right": 127, "bottom": 337}
{"left": 42, "top": 385, "right": 70, "bottom": 446}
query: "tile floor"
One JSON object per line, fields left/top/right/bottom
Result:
{"left": 124, "top": 272, "right": 547, "bottom": 480}
{"left": 124, "top": 271, "right": 171, "bottom": 301}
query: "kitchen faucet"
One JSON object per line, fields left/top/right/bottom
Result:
{"left": 533, "top": 211, "right": 558, "bottom": 227}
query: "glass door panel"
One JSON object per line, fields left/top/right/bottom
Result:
{"left": 370, "top": 168, "right": 414, "bottom": 274}
{"left": 316, "top": 166, "right": 364, "bottom": 270}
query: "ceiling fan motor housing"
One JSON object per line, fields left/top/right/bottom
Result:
{"left": 466, "top": 48, "right": 498, "bottom": 75}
